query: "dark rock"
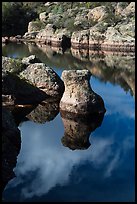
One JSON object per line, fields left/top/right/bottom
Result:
{"left": 2, "top": 107, "right": 21, "bottom": 192}
{"left": 2, "top": 70, "right": 48, "bottom": 105}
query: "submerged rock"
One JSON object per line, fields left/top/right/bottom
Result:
{"left": 60, "top": 70, "right": 106, "bottom": 114}
{"left": 19, "top": 63, "right": 65, "bottom": 98}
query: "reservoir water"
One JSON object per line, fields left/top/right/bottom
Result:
{"left": 2, "top": 42, "right": 135, "bottom": 202}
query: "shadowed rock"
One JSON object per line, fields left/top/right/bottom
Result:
{"left": 60, "top": 110, "right": 105, "bottom": 150}
{"left": 19, "top": 63, "right": 65, "bottom": 98}
{"left": 2, "top": 70, "right": 48, "bottom": 105}
{"left": 2, "top": 107, "right": 21, "bottom": 192}
{"left": 60, "top": 70, "right": 106, "bottom": 114}
{"left": 22, "top": 55, "right": 41, "bottom": 66}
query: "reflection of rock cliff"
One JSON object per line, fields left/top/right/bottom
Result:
{"left": 89, "top": 54, "right": 135, "bottom": 96}
{"left": 2, "top": 107, "right": 21, "bottom": 192}
{"left": 70, "top": 50, "right": 135, "bottom": 97}
{"left": 61, "top": 111, "right": 105, "bottom": 150}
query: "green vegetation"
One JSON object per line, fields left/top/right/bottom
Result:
{"left": 2, "top": 2, "right": 45, "bottom": 36}
{"left": 2, "top": 2, "right": 131, "bottom": 36}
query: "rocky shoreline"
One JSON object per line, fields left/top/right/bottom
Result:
{"left": 2, "top": 2, "right": 135, "bottom": 53}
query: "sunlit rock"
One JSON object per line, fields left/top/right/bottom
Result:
{"left": 87, "top": 6, "right": 108, "bottom": 22}
{"left": 19, "top": 63, "right": 64, "bottom": 98}
{"left": 71, "top": 29, "right": 89, "bottom": 49}
{"left": 60, "top": 70, "right": 106, "bottom": 114}
{"left": 22, "top": 55, "right": 41, "bottom": 65}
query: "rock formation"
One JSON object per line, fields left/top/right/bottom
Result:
{"left": 60, "top": 70, "right": 106, "bottom": 114}
{"left": 2, "top": 69, "right": 48, "bottom": 105}
{"left": 19, "top": 63, "right": 64, "bottom": 98}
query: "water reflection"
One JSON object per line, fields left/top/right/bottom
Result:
{"left": 27, "top": 98, "right": 60, "bottom": 123}
{"left": 3, "top": 107, "right": 134, "bottom": 201}
{"left": 2, "top": 43, "right": 135, "bottom": 202}
{"left": 60, "top": 111, "right": 105, "bottom": 150}
{"left": 2, "top": 42, "right": 135, "bottom": 97}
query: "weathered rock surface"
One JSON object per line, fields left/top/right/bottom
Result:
{"left": 36, "top": 24, "right": 71, "bottom": 48}
{"left": 2, "top": 107, "right": 21, "bottom": 191}
{"left": 21, "top": 2, "right": 135, "bottom": 52}
{"left": 39, "top": 12, "right": 49, "bottom": 23}
{"left": 23, "top": 31, "right": 39, "bottom": 40}
{"left": 71, "top": 29, "right": 89, "bottom": 48}
{"left": 2, "top": 70, "right": 48, "bottom": 105}
{"left": 28, "top": 21, "right": 41, "bottom": 33}
{"left": 87, "top": 6, "right": 108, "bottom": 22}
{"left": 2, "top": 56, "right": 26, "bottom": 74}
{"left": 19, "top": 63, "right": 64, "bottom": 97}
{"left": 22, "top": 55, "right": 41, "bottom": 65}
{"left": 60, "top": 70, "right": 106, "bottom": 114}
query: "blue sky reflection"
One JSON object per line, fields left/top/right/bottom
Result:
{"left": 3, "top": 77, "right": 135, "bottom": 202}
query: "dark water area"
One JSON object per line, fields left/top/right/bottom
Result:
{"left": 2, "top": 42, "right": 135, "bottom": 202}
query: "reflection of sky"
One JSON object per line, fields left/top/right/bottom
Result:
{"left": 3, "top": 77, "right": 135, "bottom": 202}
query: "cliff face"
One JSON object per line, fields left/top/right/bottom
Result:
{"left": 23, "top": 2, "right": 135, "bottom": 51}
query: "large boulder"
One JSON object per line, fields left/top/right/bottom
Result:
{"left": 28, "top": 21, "right": 41, "bottom": 33}
{"left": 2, "top": 70, "right": 48, "bottom": 105}
{"left": 2, "top": 56, "right": 26, "bottom": 74}
{"left": 87, "top": 6, "right": 108, "bottom": 22}
{"left": 71, "top": 29, "right": 89, "bottom": 48}
{"left": 39, "top": 12, "right": 49, "bottom": 23}
{"left": 122, "top": 2, "right": 135, "bottom": 17}
{"left": 60, "top": 70, "right": 106, "bottom": 114}
{"left": 36, "top": 24, "right": 56, "bottom": 44}
{"left": 101, "top": 26, "right": 135, "bottom": 51}
{"left": 36, "top": 24, "right": 71, "bottom": 47}
{"left": 22, "top": 55, "right": 41, "bottom": 66}
{"left": 19, "top": 63, "right": 65, "bottom": 98}
{"left": 23, "top": 31, "right": 39, "bottom": 40}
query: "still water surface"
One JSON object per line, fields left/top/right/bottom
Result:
{"left": 2, "top": 43, "right": 135, "bottom": 202}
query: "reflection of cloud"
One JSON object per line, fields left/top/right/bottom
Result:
{"left": 7, "top": 115, "right": 115, "bottom": 199}
{"left": 6, "top": 110, "right": 134, "bottom": 200}
{"left": 104, "top": 151, "right": 120, "bottom": 178}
